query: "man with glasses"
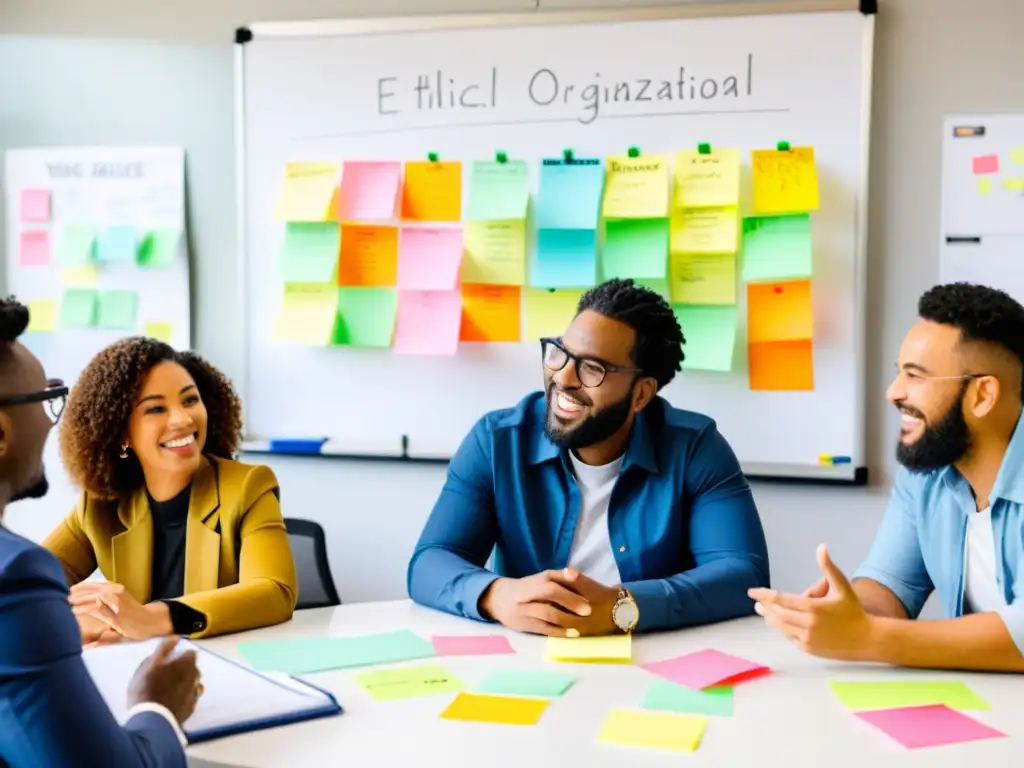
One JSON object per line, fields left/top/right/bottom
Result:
{"left": 0, "top": 297, "right": 203, "bottom": 767}
{"left": 408, "top": 278, "right": 769, "bottom": 637}
{"left": 751, "top": 282, "right": 1024, "bottom": 672}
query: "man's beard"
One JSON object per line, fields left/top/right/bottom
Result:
{"left": 896, "top": 384, "right": 971, "bottom": 472}
{"left": 543, "top": 385, "right": 633, "bottom": 451}
{"left": 11, "top": 472, "right": 48, "bottom": 502}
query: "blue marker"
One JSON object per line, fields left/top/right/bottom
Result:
{"left": 269, "top": 438, "right": 327, "bottom": 455}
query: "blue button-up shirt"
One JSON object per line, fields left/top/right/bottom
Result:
{"left": 854, "top": 410, "right": 1024, "bottom": 655}
{"left": 407, "top": 392, "right": 770, "bottom": 632}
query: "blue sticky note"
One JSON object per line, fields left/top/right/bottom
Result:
{"left": 531, "top": 229, "right": 597, "bottom": 288}
{"left": 536, "top": 159, "right": 605, "bottom": 230}
{"left": 97, "top": 226, "right": 139, "bottom": 262}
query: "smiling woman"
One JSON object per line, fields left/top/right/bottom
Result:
{"left": 41, "top": 337, "right": 297, "bottom": 647}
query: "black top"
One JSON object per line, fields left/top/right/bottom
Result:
{"left": 149, "top": 484, "right": 208, "bottom": 635}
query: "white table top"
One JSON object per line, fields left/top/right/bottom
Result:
{"left": 187, "top": 600, "right": 1020, "bottom": 767}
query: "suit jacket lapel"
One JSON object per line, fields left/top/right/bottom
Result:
{"left": 184, "top": 456, "right": 222, "bottom": 594}
{"left": 112, "top": 491, "right": 153, "bottom": 603}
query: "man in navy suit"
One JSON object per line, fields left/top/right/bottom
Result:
{"left": 0, "top": 297, "right": 202, "bottom": 768}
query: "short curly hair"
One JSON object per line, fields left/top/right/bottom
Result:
{"left": 919, "top": 282, "right": 1024, "bottom": 371}
{"left": 59, "top": 337, "right": 243, "bottom": 499}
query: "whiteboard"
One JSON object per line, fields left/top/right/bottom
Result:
{"left": 236, "top": 3, "right": 875, "bottom": 482}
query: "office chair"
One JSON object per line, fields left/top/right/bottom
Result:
{"left": 283, "top": 518, "right": 341, "bottom": 609}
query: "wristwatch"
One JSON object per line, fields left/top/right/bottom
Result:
{"left": 611, "top": 588, "right": 639, "bottom": 633}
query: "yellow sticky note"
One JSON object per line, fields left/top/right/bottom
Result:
{"left": 674, "top": 148, "right": 740, "bottom": 208}
{"left": 1012, "top": 148, "right": 1024, "bottom": 165}
{"left": 273, "top": 283, "right": 338, "bottom": 345}
{"left": 274, "top": 162, "right": 340, "bottom": 222}
{"left": 144, "top": 322, "right": 174, "bottom": 343}
{"left": 59, "top": 265, "right": 98, "bottom": 287}
{"left": 26, "top": 300, "right": 57, "bottom": 333}
{"left": 669, "top": 253, "right": 736, "bottom": 305}
{"left": 1002, "top": 178, "right": 1024, "bottom": 192}
{"left": 524, "top": 288, "right": 583, "bottom": 340}
{"left": 544, "top": 635, "right": 631, "bottom": 664}
{"left": 463, "top": 220, "right": 527, "bottom": 285}
{"left": 670, "top": 208, "right": 738, "bottom": 254}
{"left": 751, "top": 147, "right": 820, "bottom": 215}
{"left": 440, "top": 693, "right": 549, "bottom": 725}
{"left": 602, "top": 155, "right": 670, "bottom": 218}
{"left": 402, "top": 161, "right": 462, "bottom": 222}
{"left": 978, "top": 178, "right": 993, "bottom": 194}
{"left": 598, "top": 709, "right": 707, "bottom": 752}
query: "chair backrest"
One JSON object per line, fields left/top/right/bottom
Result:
{"left": 283, "top": 517, "right": 341, "bottom": 610}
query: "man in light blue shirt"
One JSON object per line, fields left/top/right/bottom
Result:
{"left": 750, "top": 282, "right": 1024, "bottom": 672}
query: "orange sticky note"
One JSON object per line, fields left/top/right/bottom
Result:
{"left": 402, "top": 161, "right": 462, "bottom": 222}
{"left": 746, "top": 280, "right": 813, "bottom": 343}
{"left": 440, "top": 693, "right": 549, "bottom": 726}
{"left": 749, "top": 340, "right": 814, "bottom": 391}
{"left": 460, "top": 284, "right": 521, "bottom": 342}
{"left": 337, "top": 225, "right": 398, "bottom": 287}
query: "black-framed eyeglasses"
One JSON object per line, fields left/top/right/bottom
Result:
{"left": 540, "top": 337, "right": 642, "bottom": 388}
{"left": 0, "top": 379, "right": 68, "bottom": 424}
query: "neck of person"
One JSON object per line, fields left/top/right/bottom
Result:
{"left": 144, "top": 469, "right": 194, "bottom": 503}
{"left": 573, "top": 418, "right": 634, "bottom": 467}
{"left": 955, "top": 408, "right": 1020, "bottom": 510}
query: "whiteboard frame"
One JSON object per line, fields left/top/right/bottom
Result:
{"left": 234, "top": 2, "right": 876, "bottom": 485}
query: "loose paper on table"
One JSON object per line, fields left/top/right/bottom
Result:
{"left": 237, "top": 629, "right": 436, "bottom": 675}
{"left": 642, "top": 649, "right": 768, "bottom": 690}
{"left": 828, "top": 681, "right": 989, "bottom": 711}
{"left": 544, "top": 635, "right": 631, "bottom": 663}
{"left": 441, "top": 692, "right": 549, "bottom": 726}
{"left": 432, "top": 635, "right": 515, "bottom": 656}
{"left": 854, "top": 704, "right": 1006, "bottom": 750}
{"left": 356, "top": 664, "right": 464, "bottom": 701}
{"left": 598, "top": 708, "right": 707, "bottom": 753}
{"left": 476, "top": 669, "right": 576, "bottom": 698}
{"left": 641, "top": 679, "right": 733, "bottom": 716}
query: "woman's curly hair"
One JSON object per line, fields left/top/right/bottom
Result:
{"left": 59, "top": 337, "right": 243, "bottom": 499}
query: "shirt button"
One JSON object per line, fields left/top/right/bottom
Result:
{"left": 619, "top": 545, "right": 626, "bottom": 553}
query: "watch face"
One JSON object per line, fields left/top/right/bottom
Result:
{"left": 613, "top": 601, "right": 636, "bottom": 628}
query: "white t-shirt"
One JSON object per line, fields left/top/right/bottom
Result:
{"left": 963, "top": 506, "right": 1005, "bottom": 614}
{"left": 566, "top": 452, "right": 623, "bottom": 586}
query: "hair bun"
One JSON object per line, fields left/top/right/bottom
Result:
{"left": 0, "top": 297, "right": 29, "bottom": 343}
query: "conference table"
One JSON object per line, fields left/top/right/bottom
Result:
{"left": 186, "top": 599, "right": 1020, "bottom": 767}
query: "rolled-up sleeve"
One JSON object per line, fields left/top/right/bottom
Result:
{"left": 995, "top": 605, "right": 1024, "bottom": 657}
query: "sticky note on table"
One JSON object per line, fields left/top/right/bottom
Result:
{"left": 477, "top": 669, "right": 576, "bottom": 698}
{"left": 397, "top": 227, "right": 463, "bottom": 290}
{"left": 749, "top": 339, "right": 814, "bottom": 391}
{"left": 55, "top": 224, "right": 96, "bottom": 266}
{"left": 97, "top": 226, "right": 139, "bottom": 262}
{"left": 828, "top": 681, "right": 989, "bottom": 711}
{"left": 335, "top": 287, "right": 397, "bottom": 347}
{"left": 524, "top": 288, "right": 582, "bottom": 340}
{"left": 598, "top": 709, "right": 707, "bottom": 753}
{"left": 855, "top": 704, "right": 1005, "bottom": 750}
{"left": 544, "top": 635, "right": 631, "bottom": 664}
{"left": 602, "top": 155, "right": 669, "bottom": 218}
{"left": 642, "top": 680, "right": 733, "bottom": 716}
{"left": 274, "top": 161, "right": 339, "bottom": 221}
{"left": 26, "top": 300, "right": 57, "bottom": 333}
{"left": 463, "top": 220, "right": 526, "bottom": 285}
{"left": 338, "top": 161, "right": 401, "bottom": 221}
{"left": 742, "top": 214, "right": 813, "bottom": 282}
{"left": 670, "top": 208, "right": 738, "bottom": 254}
{"left": 536, "top": 157, "right": 604, "bottom": 230}
{"left": 356, "top": 664, "right": 464, "bottom": 701}
{"left": 20, "top": 231, "right": 50, "bottom": 266}
{"left": 393, "top": 290, "right": 462, "bottom": 356}
{"left": 752, "top": 147, "right": 820, "bottom": 214}
{"left": 467, "top": 160, "right": 529, "bottom": 221}
{"left": 273, "top": 284, "right": 338, "bottom": 345}
{"left": 138, "top": 228, "right": 182, "bottom": 267}
{"left": 642, "top": 649, "right": 769, "bottom": 689}
{"left": 747, "top": 280, "right": 813, "bottom": 343}
{"left": 338, "top": 225, "right": 398, "bottom": 287}
{"left": 668, "top": 253, "right": 736, "bottom": 306}
{"left": 432, "top": 635, "right": 515, "bottom": 656}
{"left": 674, "top": 148, "right": 740, "bottom": 208}
{"left": 237, "top": 629, "right": 436, "bottom": 675}
{"left": 602, "top": 218, "right": 669, "bottom": 280}
{"left": 98, "top": 291, "right": 138, "bottom": 330}
{"left": 441, "top": 693, "right": 549, "bottom": 726}
{"left": 401, "top": 161, "right": 461, "bottom": 221}
{"left": 532, "top": 229, "right": 597, "bottom": 288}
{"left": 460, "top": 284, "right": 521, "bottom": 343}
{"left": 59, "top": 289, "right": 98, "bottom": 329}
{"left": 20, "top": 189, "right": 51, "bottom": 222}
{"left": 278, "top": 222, "right": 340, "bottom": 284}
{"left": 144, "top": 322, "right": 174, "bottom": 343}
{"left": 972, "top": 154, "right": 999, "bottom": 175}
{"left": 673, "top": 306, "right": 737, "bottom": 372}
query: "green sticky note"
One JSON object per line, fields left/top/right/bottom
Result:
{"left": 54, "top": 224, "right": 96, "bottom": 266}
{"left": 97, "top": 291, "right": 138, "bottom": 330}
{"left": 237, "top": 629, "right": 436, "bottom": 675}
{"left": 333, "top": 287, "right": 397, "bottom": 347}
{"left": 466, "top": 160, "right": 530, "bottom": 221}
{"left": 673, "top": 305, "right": 737, "bottom": 372}
{"left": 476, "top": 668, "right": 576, "bottom": 698}
{"left": 827, "top": 681, "right": 989, "bottom": 711}
{"left": 59, "top": 289, "right": 98, "bottom": 329}
{"left": 356, "top": 664, "right": 464, "bottom": 701}
{"left": 138, "top": 228, "right": 182, "bottom": 267}
{"left": 741, "top": 214, "right": 813, "bottom": 282}
{"left": 641, "top": 679, "right": 733, "bottom": 716}
{"left": 602, "top": 218, "right": 669, "bottom": 280}
{"left": 278, "top": 222, "right": 340, "bottom": 283}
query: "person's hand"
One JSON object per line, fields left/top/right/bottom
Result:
{"left": 748, "top": 544, "right": 875, "bottom": 661}
{"left": 69, "top": 582, "right": 173, "bottom": 641}
{"left": 547, "top": 568, "right": 620, "bottom": 636}
{"left": 127, "top": 637, "right": 203, "bottom": 725}
{"left": 77, "top": 613, "right": 123, "bottom": 649}
{"left": 479, "top": 570, "right": 596, "bottom": 637}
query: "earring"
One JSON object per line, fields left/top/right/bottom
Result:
{"left": 120, "top": 443, "right": 129, "bottom": 459}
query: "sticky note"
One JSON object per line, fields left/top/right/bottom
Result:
{"left": 20, "top": 189, "right": 51, "bottom": 222}
{"left": 674, "top": 148, "right": 740, "bottom": 208}
{"left": 59, "top": 289, "right": 98, "bottom": 329}
{"left": 397, "top": 227, "right": 463, "bottom": 291}
{"left": 742, "top": 214, "right": 813, "bottom": 282}
{"left": 338, "top": 161, "right": 401, "bottom": 221}
{"left": 532, "top": 229, "right": 597, "bottom": 288}
{"left": 524, "top": 288, "right": 583, "bottom": 341}
{"left": 401, "top": 161, "right": 461, "bottom": 221}
{"left": 274, "top": 161, "right": 339, "bottom": 221}
{"left": 978, "top": 178, "right": 993, "bottom": 194}
{"left": 463, "top": 220, "right": 526, "bottom": 285}
{"left": 337, "top": 225, "right": 398, "bottom": 287}
{"left": 477, "top": 669, "right": 576, "bottom": 698}
{"left": 828, "top": 681, "right": 989, "bottom": 711}
{"left": 1003, "top": 178, "right": 1024, "bottom": 192}
{"left": 602, "top": 155, "right": 670, "bottom": 218}
{"left": 641, "top": 680, "right": 733, "bottom": 716}
{"left": 751, "top": 147, "right": 820, "bottom": 214}
{"left": 598, "top": 709, "right": 707, "bottom": 752}
{"left": 670, "top": 208, "right": 738, "bottom": 254}
{"left": 97, "top": 226, "right": 139, "bottom": 263}
{"left": 855, "top": 704, "right": 1006, "bottom": 750}
{"left": 747, "top": 280, "right": 813, "bottom": 342}
{"left": 972, "top": 154, "right": 999, "bottom": 175}
{"left": 138, "top": 228, "right": 182, "bottom": 267}
{"left": 334, "top": 287, "right": 397, "bottom": 347}
{"left": 144, "top": 322, "right": 174, "bottom": 343}
{"left": 59, "top": 265, "right": 98, "bottom": 287}
{"left": 54, "top": 224, "right": 96, "bottom": 266}
{"left": 26, "top": 300, "right": 57, "bottom": 333}
{"left": 544, "top": 635, "right": 631, "bottom": 664}
{"left": 467, "top": 160, "right": 530, "bottom": 221}
{"left": 20, "top": 231, "right": 50, "bottom": 266}
{"left": 237, "top": 629, "right": 436, "bottom": 675}
{"left": 749, "top": 340, "right": 814, "bottom": 391}
{"left": 668, "top": 253, "right": 736, "bottom": 306}
{"left": 393, "top": 290, "right": 462, "bottom": 356}
{"left": 536, "top": 158, "right": 605, "bottom": 230}
{"left": 642, "top": 649, "right": 769, "bottom": 689}
{"left": 673, "top": 306, "right": 737, "bottom": 372}
{"left": 355, "top": 664, "right": 464, "bottom": 701}
{"left": 602, "top": 218, "right": 669, "bottom": 280}
{"left": 440, "top": 693, "right": 549, "bottom": 726}
{"left": 460, "top": 284, "right": 521, "bottom": 343}
{"left": 278, "top": 223, "right": 340, "bottom": 284}
{"left": 97, "top": 291, "right": 138, "bottom": 330}
{"left": 432, "top": 635, "right": 515, "bottom": 656}
{"left": 273, "top": 284, "right": 338, "bottom": 345}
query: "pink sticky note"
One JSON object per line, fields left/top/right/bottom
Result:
{"left": 856, "top": 704, "right": 1006, "bottom": 750}
{"left": 642, "top": 649, "right": 770, "bottom": 690}
{"left": 19, "top": 230, "right": 51, "bottom": 266}
{"left": 972, "top": 154, "right": 999, "bottom": 175}
{"left": 397, "top": 227, "right": 463, "bottom": 290}
{"left": 338, "top": 161, "right": 401, "bottom": 221}
{"left": 393, "top": 290, "right": 462, "bottom": 355}
{"left": 20, "top": 189, "right": 51, "bottom": 223}
{"left": 432, "top": 635, "right": 515, "bottom": 656}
